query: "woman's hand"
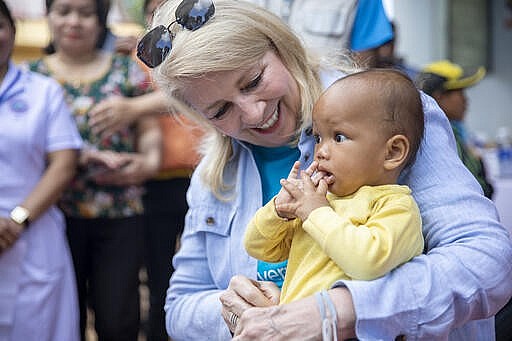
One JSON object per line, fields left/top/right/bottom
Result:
{"left": 81, "top": 149, "right": 157, "bottom": 186}
{"left": 81, "top": 149, "right": 128, "bottom": 169}
{"left": 232, "top": 287, "right": 357, "bottom": 340}
{"left": 89, "top": 96, "right": 140, "bottom": 137}
{"left": 0, "top": 217, "right": 24, "bottom": 254}
{"left": 219, "top": 275, "right": 279, "bottom": 333}
{"left": 92, "top": 152, "right": 158, "bottom": 186}
{"left": 114, "top": 35, "right": 138, "bottom": 55}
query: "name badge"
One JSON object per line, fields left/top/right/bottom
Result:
{"left": 10, "top": 98, "right": 28, "bottom": 113}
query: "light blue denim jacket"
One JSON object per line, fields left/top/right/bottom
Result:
{"left": 165, "top": 92, "right": 512, "bottom": 340}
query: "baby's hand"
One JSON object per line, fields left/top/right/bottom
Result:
{"left": 274, "top": 161, "right": 303, "bottom": 219}
{"left": 308, "top": 161, "right": 334, "bottom": 187}
{"left": 274, "top": 161, "right": 323, "bottom": 219}
{"left": 276, "top": 168, "right": 330, "bottom": 222}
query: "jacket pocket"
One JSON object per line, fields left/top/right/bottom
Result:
{"left": 187, "top": 204, "right": 237, "bottom": 237}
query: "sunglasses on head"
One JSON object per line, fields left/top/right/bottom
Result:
{"left": 136, "top": 0, "right": 215, "bottom": 68}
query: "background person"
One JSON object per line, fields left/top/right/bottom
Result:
{"left": 140, "top": 0, "right": 512, "bottom": 339}
{"left": 244, "top": 69, "right": 425, "bottom": 305}
{"left": 246, "top": 0, "right": 393, "bottom": 67}
{"left": 28, "top": 0, "right": 162, "bottom": 339}
{"left": 375, "top": 21, "right": 419, "bottom": 80}
{"left": 0, "top": 0, "right": 82, "bottom": 339}
{"left": 89, "top": 0, "right": 204, "bottom": 339}
{"left": 415, "top": 60, "right": 494, "bottom": 199}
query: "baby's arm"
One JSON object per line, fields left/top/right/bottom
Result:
{"left": 244, "top": 161, "right": 316, "bottom": 260}
{"left": 244, "top": 198, "right": 300, "bottom": 262}
{"left": 303, "top": 193, "right": 424, "bottom": 280}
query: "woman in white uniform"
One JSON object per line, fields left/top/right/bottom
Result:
{"left": 0, "top": 1, "right": 82, "bottom": 339}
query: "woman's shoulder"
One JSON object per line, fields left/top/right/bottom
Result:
{"left": 22, "top": 58, "right": 47, "bottom": 74}
{"left": 188, "top": 139, "right": 250, "bottom": 205}
{"left": 16, "top": 60, "right": 62, "bottom": 91}
{"left": 109, "top": 52, "right": 150, "bottom": 90}
{"left": 111, "top": 52, "right": 133, "bottom": 64}
{"left": 110, "top": 52, "right": 143, "bottom": 70}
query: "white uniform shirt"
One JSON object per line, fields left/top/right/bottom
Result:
{"left": 0, "top": 62, "right": 82, "bottom": 340}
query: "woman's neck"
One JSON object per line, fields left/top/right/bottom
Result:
{"left": 45, "top": 50, "right": 111, "bottom": 87}
{"left": 54, "top": 50, "right": 99, "bottom": 66}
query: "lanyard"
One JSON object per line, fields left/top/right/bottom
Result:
{"left": 0, "top": 68, "right": 22, "bottom": 106}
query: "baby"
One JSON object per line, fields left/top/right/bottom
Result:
{"left": 245, "top": 69, "right": 425, "bottom": 304}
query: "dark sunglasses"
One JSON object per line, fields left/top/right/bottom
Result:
{"left": 136, "top": 0, "right": 215, "bottom": 68}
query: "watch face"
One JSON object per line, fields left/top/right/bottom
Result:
{"left": 10, "top": 206, "right": 30, "bottom": 225}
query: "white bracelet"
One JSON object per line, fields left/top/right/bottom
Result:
{"left": 315, "top": 292, "right": 331, "bottom": 341}
{"left": 315, "top": 290, "right": 339, "bottom": 341}
{"left": 321, "top": 290, "right": 339, "bottom": 341}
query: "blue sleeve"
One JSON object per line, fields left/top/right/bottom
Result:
{"left": 164, "top": 168, "right": 231, "bottom": 341}
{"left": 164, "top": 152, "right": 261, "bottom": 341}
{"left": 350, "top": 0, "right": 393, "bottom": 51}
{"left": 336, "top": 93, "right": 512, "bottom": 339}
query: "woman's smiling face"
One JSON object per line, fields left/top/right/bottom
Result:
{"left": 47, "top": 0, "right": 101, "bottom": 55}
{"left": 181, "top": 50, "right": 301, "bottom": 147}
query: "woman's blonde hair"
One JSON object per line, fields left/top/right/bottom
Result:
{"left": 151, "top": 0, "right": 341, "bottom": 198}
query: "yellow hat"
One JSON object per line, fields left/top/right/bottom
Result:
{"left": 420, "top": 60, "right": 486, "bottom": 91}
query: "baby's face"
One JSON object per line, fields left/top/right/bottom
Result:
{"left": 312, "top": 83, "right": 391, "bottom": 197}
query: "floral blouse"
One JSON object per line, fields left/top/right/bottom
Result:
{"left": 29, "top": 54, "right": 152, "bottom": 218}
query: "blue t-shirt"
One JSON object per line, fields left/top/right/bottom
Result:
{"left": 251, "top": 144, "right": 300, "bottom": 288}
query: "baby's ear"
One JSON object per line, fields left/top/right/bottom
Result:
{"left": 384, "top": 135, "right": 409, "bottom": 170}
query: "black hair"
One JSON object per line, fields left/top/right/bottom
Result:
{"left": 44, "top": 0, "right": 110, "bottom": 54}
{"left": 415, "top": 72, "right": 447, "bottom": 96}
{"left": 0, "top": 0, "right": 15, "bottom": 30}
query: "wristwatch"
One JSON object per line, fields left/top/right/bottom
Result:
{"left": 10, "top": 206, "right": 30, "bottom": 228}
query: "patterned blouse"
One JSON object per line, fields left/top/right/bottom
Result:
{"left": 29, "top": 54, "right": 152, "bottom": 218}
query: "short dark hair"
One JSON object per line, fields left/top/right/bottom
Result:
{"left": 336, "top": 69, "right": 425, "bottom": 167}
{"left": 415, "top": 72, "right": 447, "bottom": 96}
{"left": 0, "top": 0, "right": 15, "bottom": 30}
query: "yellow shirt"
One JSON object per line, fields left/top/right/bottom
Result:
{"left": 244, "top": 184, "right": 424, "bottom": 304}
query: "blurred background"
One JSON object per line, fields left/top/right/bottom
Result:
{"left": 386, "top": 0, "right": 512, "bottom": 152}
